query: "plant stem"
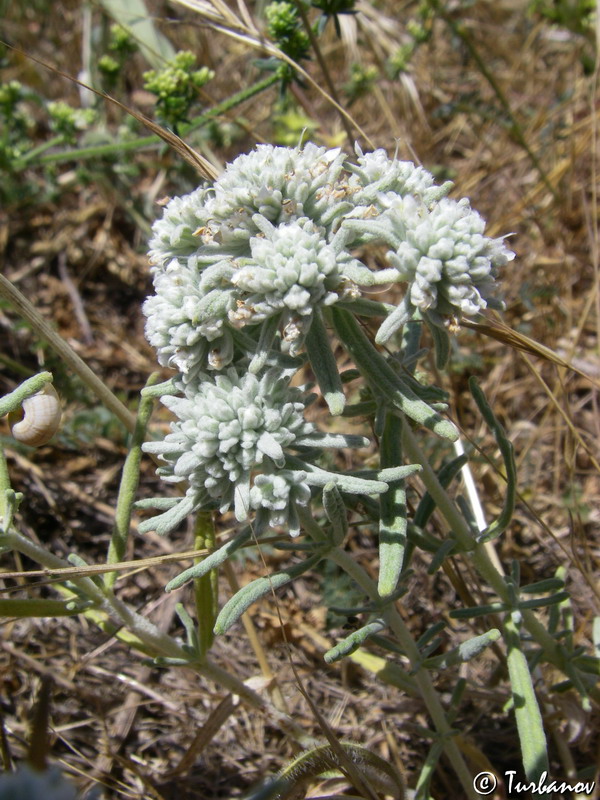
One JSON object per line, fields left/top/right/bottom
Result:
{"left": 105, "top": 374, "right": 160, "bottom": 589}
{"left": 291, "top": 0, "right": 356, "bottom": 144}
{"left": 0, "top": 445, "right": 13, "bottom": 521}
{"left": 400, "top": 421, "right": 565, "bottom": 668}
{"left": 329, "top": 546, "right": 478, "bottom": 800}
{"left": 19, "top": 74, "right": 279, "bottom": 169}
{"left": 194, "top": 511, "right": 218, "bottom": 656}
{"left": 17, "top": 135, "right": 66, "bottom": 165}
{"left": 0, "top": 526, "right": 313, "bottom": 745}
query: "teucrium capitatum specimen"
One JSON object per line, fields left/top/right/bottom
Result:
{"left": 141, "top": 141, "right": 513, "bottom": 539}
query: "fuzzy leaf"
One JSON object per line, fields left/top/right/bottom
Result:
{"left": 305, "top": 310, "right": 346, "bottom": 415}
{"left": 323, "top": 482, "right": 348, "bottom": 545}
{"left": 0, "top": 372, "right": 54, "bottom": 418}
{"left": 331, "top": 307, "right": 458, "bottom": 441}
{"left": 422, "top": 629, "right": 501, "bottom": 670}
{"left": 504, "top": 612, "right": 550, "bottom": 781}
{"left": 378, "top": 414, "right": 408, "bottom": 596}
{"left": 214, "top": 550, "right": 327, "bottom": 634}
{"left": 325, "top": 619, "right": 387, "bottom": 663}
{"left": 166, "top": 528, "right": 253, "bottom": 592}
{"left": 470, "top": 378, "right": 517, "bottom": 542}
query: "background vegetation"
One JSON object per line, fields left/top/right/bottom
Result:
{"left": 0, "top": 0, "right": 598, "bottom": 798}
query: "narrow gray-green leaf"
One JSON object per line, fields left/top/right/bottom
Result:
{"left": 106, "top": 373, "right": 160, "bottom": 588}
{"left": 422, "top": 629, "right": 501, "bottom": 670}
{"left": 427, "top": 538, "right": 457, "bottom": 574}
{"left": 214, "top": 550, "right": 327, "bottom": 634}
{"left": 504, "top": 612, "right": 549, "bottom": 781}
{"left": 286, "top": 454, "right": 388, "bottom": 495}
{"left": 424, "top": 317, "right": 450, "bottom": 369}
{"left": 323, "top": 482, "right": 348, "bottom": 545}
{"left": 413, "top": 454, "right": 468, "bottom": 529}
{"left": 138, "top": 495, "right": 196, "bottom": 536}
{"left": 249, "top": 314, "right": 282, "bottom": 374}
{"left": 336, "top": 297, "right": 396, "bottom": 317}
{"left": 166, "top": 528, "right": 253, "bottom": 592}
{"left": 378, "top": 414, "right": 407, "bottom": 597}
{"left": 325, "top": 620, "right": 387, "bottom": 663}
{"left": 0, "top": 372, "right": 53, "bottom": 418}
{"left": 517, "top": 592, "right": 572, "bottom": 611}
{"left": 450, "top": 602, "right": 508, "bottom": 619}
{"left": 331, "top": 307, "right": 458, "bottom": 441}
{"left": 470, "top": 378, "right": 517, "bottom": 542}
{"left": 141, "top": 378, "right": 179, "bottom": 397}
{"left": 134, "top": 497, "right": 180, "bottom": 510}
{"left": 520, "top": 577, "right": 565, "bottom": 594}
{"left": 305, "top": 310, "right": 346, "bottom": 415}
{"left": 354, "top": 464, "right": 421, "bottom": 483}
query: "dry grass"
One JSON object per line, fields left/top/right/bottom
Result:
{"left": 0, "top": 0, "right": 599, "bottom": 797}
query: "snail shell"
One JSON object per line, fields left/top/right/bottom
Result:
{"left": 9, "top": 384, "right": 61, "bottom": 446}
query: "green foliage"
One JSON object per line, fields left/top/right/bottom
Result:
{"left": 108, "top": 22, "right": 138, "bottom": 55}
{"left": 97, "top": 53, "right": 120, "bottom": 81}
{"left": 143, "top": 50, "right": 215, "bottom": 128}
{"left": 264, "top": 1, "right": 311, "bottom": 88}
{"left": 387, "top": 4, "right": 434, "bottom": 78}
{"left": 47, "top": 101, "right": 97, "bottom": 144}
{"left": 0, "top": 80, "right": 35, "bottom": 179}
{"left": 529, "top": 0, "right": 595, "bottom": 35}
{"left": 343, "top": 62, "right": 379, "bottom": 105}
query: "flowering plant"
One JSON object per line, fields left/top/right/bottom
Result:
{"left": 141, "top": 142, "right": 513, "bottom": 541}
{"left": 3, "top": 141, "right": 595, "bottom": 800}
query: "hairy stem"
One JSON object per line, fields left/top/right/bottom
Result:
{"left": 329, "top": 546, "right": 478, "bottom": 800}
{"left": 0, "top": 526, "right": 313, "bottom": 746}
{"left": 400, "top": 421, "right": 565, "bottom": 668}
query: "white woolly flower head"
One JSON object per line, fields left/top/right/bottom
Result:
{"left": 142, "top": 367, "right": 316, "bottom": 533}
{"left": 143, "top": 141, "right": 512, "bottom": 377}
{"left": 229, "top": 216, "right": 346, "bottom": 351}
{"left": 375, "top": 195, "right": 514, "bottom": 342}
{"left": 147, "top": 187, "right": 214, "bottom": 269}
{"left": 143, "top": 256, "right": 236, "bottom": 380}
{"left": 208, "top": 142, "right": 348, "bottom": 247}
{"left": 139, "top": 364, "right": 374, "bottom": 536}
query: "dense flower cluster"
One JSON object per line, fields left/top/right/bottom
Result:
{"left": 144, "top": 142, "right": 513, "bottom": 376}
{"left": 141, "top": 142, "right": 512, "bottom": 536}
{"left": 140, "top": 368, "right": 369, "bottom": 536}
